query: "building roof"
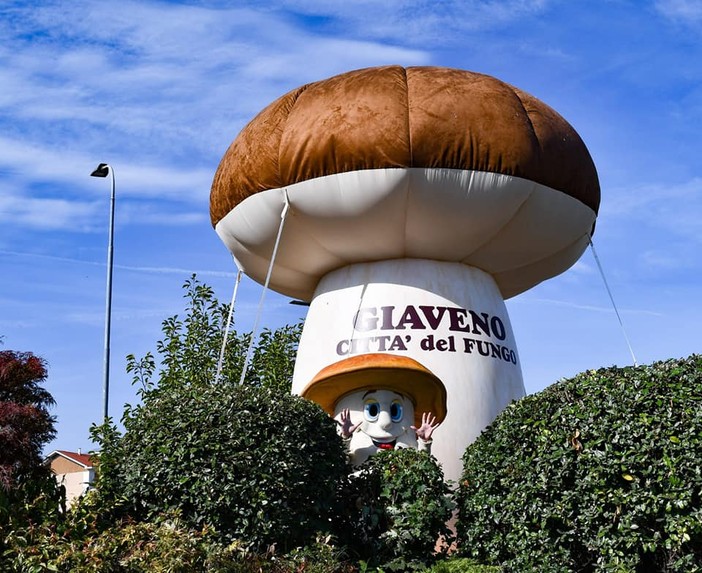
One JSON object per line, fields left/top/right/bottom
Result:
{"left": 45, "top": 450, "right": 94, "bottom": 469}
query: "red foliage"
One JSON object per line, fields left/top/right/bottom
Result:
{"left": 0, "top": 351, "right": 56, "bottom": 490}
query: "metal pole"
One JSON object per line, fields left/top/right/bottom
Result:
{"left": 102, "top": 166, "right": 115, "bottom": 420}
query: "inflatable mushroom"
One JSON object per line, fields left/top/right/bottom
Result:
{"left": 210, "top": 66, "right": 600, "bottom": 480}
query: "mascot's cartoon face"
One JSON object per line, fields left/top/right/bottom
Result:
{"left": 334, "top": 389, "right": 418, "bottom": 465}
{"left": 300, "top": 353, "right": 447, "bottom": 466}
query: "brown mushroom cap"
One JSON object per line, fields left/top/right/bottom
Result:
{"left": 211, "top": 65, "right": 599, "bottom": 226}
{"left": 210, "top": 66, "right": 600, "bottom": 301}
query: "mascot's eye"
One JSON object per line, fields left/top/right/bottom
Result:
{"left": 364, "top": 400, "right": 380, "bottom": 422}
{"left": 390, "top": 401, "right": 403, "bottom": 422}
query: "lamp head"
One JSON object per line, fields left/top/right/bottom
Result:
{"left": 90, "top": 163, "right": 110, "bottom": 178}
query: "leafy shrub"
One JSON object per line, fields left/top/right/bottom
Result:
{"left": 456, "top": 354, "right": 702, "bottom": 572}
{"left": 84, "top": 276, "right": 347, "bottom": 550}
{"left": 87, "top": 275, "right": 345, "bottom": 550}
{"left": 3, "top": 511, "right": 211, "bottom": 572}
{"left": 3, "top": 506, "right": 356, "bottom": 573}
{"left": 128, "top": 274, "right": 302, "bottom": 395}
{"left": 97, "top": 383, "right": 348, "bottom": 551}
{"left": 338, "top": 448, "right": 454, "bottom": 571}
{"left": 246, "top": 324, "right": 304, "bottom": 395}
{"left": 424, "top": 557, "right": 500, "bottom": 573}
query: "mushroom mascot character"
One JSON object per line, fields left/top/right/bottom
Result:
{"left": 301, "top": 353, "right": 447, "bottom": 466}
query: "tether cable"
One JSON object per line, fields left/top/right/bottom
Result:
{"left": 239, "top": 191, "right": 291, "bottom": 385}
{"left": 215, "top": 262, "right": 242, "bottom": 384}
{"left": 589, "top": 237, "right": 638, "bottom": 367}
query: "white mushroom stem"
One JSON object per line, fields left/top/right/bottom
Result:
{"left": 291, "top": 259, "right": 525, "bottom": 482}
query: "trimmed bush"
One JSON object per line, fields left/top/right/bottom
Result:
{"left": 338, "top": 448, "right": 454, "bottom": 571}
{"left": 456, "top": 355, "right": 702, "bottom": 572}
{"left": 98, "top": 383, "right": 349, "bottom": 551}
{"left": 88, "top": 276, "right": 347, "bottom": 551}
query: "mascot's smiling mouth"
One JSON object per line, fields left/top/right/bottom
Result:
{"left": 372, "top": 438, "right": 397, "bottom": 450}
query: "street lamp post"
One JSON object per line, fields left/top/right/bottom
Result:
{"left": 90, "top": 163, "right": 115, "bottom": 421}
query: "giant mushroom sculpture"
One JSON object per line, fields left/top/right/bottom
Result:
{"left": 210, "top": 66, "right": 600, "bottom": 480}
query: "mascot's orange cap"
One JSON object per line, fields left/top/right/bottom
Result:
{"left": 300, "top": 353, "right": 447, "bottom": 428}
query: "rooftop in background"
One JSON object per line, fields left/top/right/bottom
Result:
{"left": 46, "top": 450, "right": 94, "bottom": 469}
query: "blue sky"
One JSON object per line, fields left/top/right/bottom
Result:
{"left": 1, "top": 0, "right": 701, "bottom": 453}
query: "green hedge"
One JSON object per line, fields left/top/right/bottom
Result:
{"left": 98, "top": 384, "right": 349, "bottom": 552}
{"left": 456, "top": 354, "right": 702, "bottom": 572}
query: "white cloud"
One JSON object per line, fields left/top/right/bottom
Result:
{"left": 567, "top": 260, "right": 596, "bottom": 276}
{"left": 109, "top": 163, "right": 213, "bottom": 203}
{"left": 278, "top": 0, "right": 550, "bottom": 44}
{"left": 238, "top": 38, "right": 429, "bottom": 84}
{"left": 115, "top": 264, "right": 236, "bottom": 278}
{"left": 0, "top": 249, "right": 238, "bottom": 278}
{"left": 0, "top": 1, "right": 429, "bottom": 144}
{"left": 0, "top": 145, "right": 212, "bottom": 234}
{"left": 0, "top": 249, "right": 103, "bottom": 266}
{"left": 118, "top": 206, "right": 207, "bottom": 227}
{"left": 639, "top": 249, "right": 688, "bottom": 270}
{"left": 524, "top": 297, "right": 663, "bottom": 317}
{"left": 602, "top": 177, "right": 702, "bottom": 243}
{"left": 0, "top": 193, "right": 101, "bottom": 231}
{"left": 655, "top": 0, "right": 702, "bottom": 23}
